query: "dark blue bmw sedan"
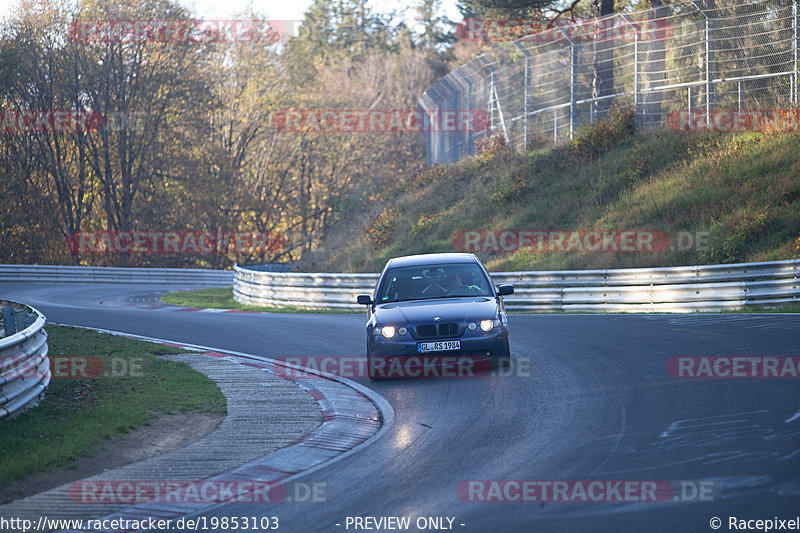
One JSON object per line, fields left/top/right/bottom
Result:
{"left": 356, "top": 253, "right": 514, "bottom": 380}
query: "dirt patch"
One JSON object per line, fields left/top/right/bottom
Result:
{"left": 0, "top": 411, "right": 224, "bottom": 504}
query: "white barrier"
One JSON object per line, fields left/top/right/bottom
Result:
{"left": 0, "top": 264, "right": 233, "bottom": 285}
{"left": 0, "top": 300, "right": 49, "bottom": 419}
{"left": 234, "top": 259, "right": 800, "bottom": 312}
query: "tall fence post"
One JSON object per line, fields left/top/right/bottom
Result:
{"left": 480, "top": 56, "right": 509, "bottom": 143}
{"left": 488, "top": 70, "right": 495, "bottom": 128}
{"left": 447, "top": 71, "right": 471, "bottom": 159}
{"left": 514, "top": 42, "right": 532, "bottom": 150}
{"left": 466, "top": 79, "right": 473, "bottom": 156}
{"left": 706, "top": 16, "right": 714, "bottom": 117}
{"left": 571, "top": 43, "right": 577, "bottom": 138}
{"left": 794, "top": 0, "right": 799, "bottom": 105}
{"left": 524, "top": 56, "right": 530, "bottom": 148}
{"left": 554, "top": 109, "right": 559, "bottom": 144}
{"left": 738, "top": 81, "right": 742, "bottom": 112}
{"left": 623, "top": 15, "right": 642, "bottom": 127}
{"left": 559, "top": 27, "right": 578, "bottom": 140}
{"left": 696, "top": 7, "right": 715, "bottom": 122}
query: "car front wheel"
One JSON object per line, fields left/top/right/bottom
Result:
{"left": 499, "top": 340, "right": 511, "bottom": 367}
{"left": 367, "top": 349, "right": 380, "bottom": 380}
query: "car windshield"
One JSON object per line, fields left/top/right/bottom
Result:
{"left": 377, "top": 263, "right": 493, "bottom": 303}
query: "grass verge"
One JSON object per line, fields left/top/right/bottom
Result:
{"left": 161, "top": 286, "right": 362, "bottom": 314}
{"left": 0, "top": 325, "right": 226, "bottom": 488}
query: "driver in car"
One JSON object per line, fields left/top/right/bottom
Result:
{"left": 447, "top": 272, "right": 483, "bottom": 296}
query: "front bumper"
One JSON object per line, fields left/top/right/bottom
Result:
{"left": 368, "top": 329, "right": 509, "bottom": 360}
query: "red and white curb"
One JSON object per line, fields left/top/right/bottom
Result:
{"left": 55, "top": 326, "right": 394, "bottom": 533}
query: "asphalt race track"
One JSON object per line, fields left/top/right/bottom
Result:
{"left": 2, "top": 282, "right": 799, "bottom": 533}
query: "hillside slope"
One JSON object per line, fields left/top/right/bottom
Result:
{"left": 300, "top": 122, "right": 800, "bottom": 273}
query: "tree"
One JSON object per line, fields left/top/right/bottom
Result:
{"left": 282, "top": 0, "right": 397, "bottom": 79}
{"left": 1, "top": 3, "right": 97, "bottom": 263}
{"left": 457, "top": 0, "right": 556, "bottom": 18}
{"left": 414, "top": 0, "right": 455, "bottom": 50}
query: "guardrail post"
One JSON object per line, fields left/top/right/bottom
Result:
{"left": 14, "top": 309, "right": 26, "bottom": 333}
{"left": 688, "top": 86, "right": 693, "bottom": 113}
{"left": 2, "top": 307, "right": 16, "bottom": 336}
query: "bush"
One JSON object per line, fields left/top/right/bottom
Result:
{"left": 571, "top": 106, "right": 636, "bottom": 159}
{"left": 489, "top": 175, "right": 526, "bottom": 205}
{"left": 411, "top": 213, "right": 438, "bottom": 237}
{"left": 475, "top": 132, "right": 508, "bottom": 160}
{"left": 365, "top": 207, "right": 400, "bottom": 250}
{"left": 700, "top": 206, "right": 772, "bottom": 264}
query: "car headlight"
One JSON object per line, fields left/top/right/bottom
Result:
{"left": 398, "top": 326, "right": 408, "bottom": 336}
{"left": 467, "top": 322, "right": 478, "bottom": 331}
{"left": 380, "top": 326, "right": 396, "bottom": 338}
{"left": 480, "top": 319, "right": 495, "bottom": 332}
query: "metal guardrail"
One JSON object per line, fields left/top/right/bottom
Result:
{"left": 233, "top": 266, "right": 380, "bottom": 309}
{"left": 0, "top": 300, "right": 49, "bottom": 419}
{"left": 0, "top": 265, "right": 233, "bottom": 285}
{"left": 234, "top": 259, "right": 800, "bottom": 312}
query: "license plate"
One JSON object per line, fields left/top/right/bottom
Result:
{"left": 418, "top": 340, "right": 461, "bottom": 353}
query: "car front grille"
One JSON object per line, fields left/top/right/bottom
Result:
{"left": 416, "top": 324, "right": 437, "bottom": 337}
{"left": 416, "top": 323, "right": 459, "bottom": 338}
{"left": 438, "top": 323, "right": 458, "bottom": 336}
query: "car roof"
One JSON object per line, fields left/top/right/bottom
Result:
{"left": 385, "top": 253, "right": 480, "bottom": 269}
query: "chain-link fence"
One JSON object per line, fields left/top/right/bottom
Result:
{"left": 419, "top": 0, "right": 799, "bottom": 165}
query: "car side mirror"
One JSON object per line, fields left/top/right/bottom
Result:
{"left": 357, "top": 294, "right": 373, "bottom": 305}
{"left": 497, "top": 285, "right": 514, "bottom": 296}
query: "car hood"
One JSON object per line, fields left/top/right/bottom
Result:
{"left": 373, "top": 297, "right": 498, "bottom": 324}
